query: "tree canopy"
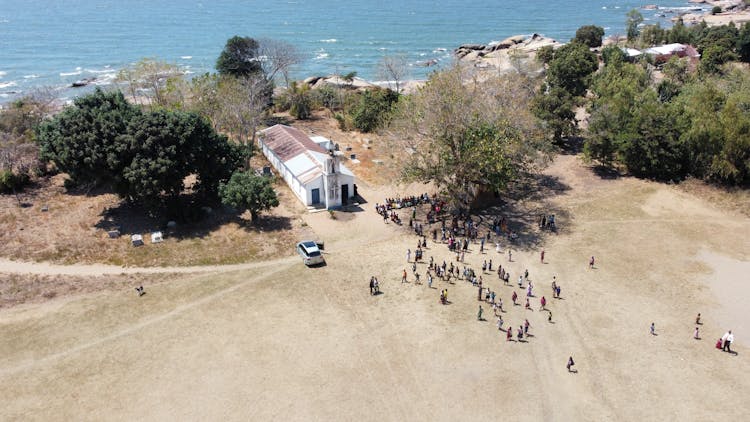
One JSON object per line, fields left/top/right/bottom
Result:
{"left": 216, "top": 36, "right": 263, "bottom": 78}
{"left": 36, "top": 89, "right": 248, "bottom": 209}
{"left": 391, "top": 65, "right": 551, "bottom": 210}
{"left": 219, "top": 171, "right": 279, "bottom": 221}
{"left": 574, "top": 25, "right": 605, "bottom": 48}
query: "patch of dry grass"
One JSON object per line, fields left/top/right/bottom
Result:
{"left": 0, "top": 174, "right": 309, "bottom": 267}
{"left": 0, "top": 272, "right": 185, "bottom": 309}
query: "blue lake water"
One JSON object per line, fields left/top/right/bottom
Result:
{"left": 0, "top": 0, "right": 704, "bottom": 101}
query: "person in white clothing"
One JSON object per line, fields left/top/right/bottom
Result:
{"left": 723, "top": 330, "right": 734, "bottom": 353}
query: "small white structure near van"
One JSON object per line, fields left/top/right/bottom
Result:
{"left": 258, "top": 124, "right": 355, "bottom": 209}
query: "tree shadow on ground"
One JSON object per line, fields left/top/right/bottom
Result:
{"left": 94, "top": 195, "right": 292, "bottom": 240}
{"left": 592, "top": 164, "right": 622, "bottom": 180}
{"left": 471, "top": 172, "right": 572, "bottom": 252}
{"left": 263, "top": 115, "right": 294, "bottom": 127}
{"left": 557, "top": 136, "right": 584, "bottom": 155}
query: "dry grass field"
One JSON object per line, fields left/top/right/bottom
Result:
{"left": 1, "top": 152, "right": 749, "bottom": 421}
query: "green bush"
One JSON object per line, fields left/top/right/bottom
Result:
{"left": 711, "top": 6, "right": 722, "bottom": 15}
{"left": 0, "top": 169, "right": 30, "bottom": 193}
{"left": 574, "top": 25, "right": 605, "bottom": 48}
{"left": 350, "top": 88, "right": 399, "bottom": 133}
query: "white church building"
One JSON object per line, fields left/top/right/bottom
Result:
{"left": 258, "top": 124, "right": 355, "bottom": 209}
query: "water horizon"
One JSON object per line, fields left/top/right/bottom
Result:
{"left": 0, "top": 0, "right": 705, "bottom": 103}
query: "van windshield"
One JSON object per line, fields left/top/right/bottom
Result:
{"left": 308, "top": 250, "right": 321, "bottom": 257}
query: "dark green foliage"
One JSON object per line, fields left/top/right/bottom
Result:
{"left": 219, "top": 171, "right": 279, "bottom": 221}
{"left": 531, "top": 86, "right": 577, "bottom": 142}
{"left": 287, "top": 81, "right": 313, "bottom": 120}
{"left": 585, "top": 59, "right": 750, "bottom": 186}
{"left": 546, "top": 42, "right": 598, "bottom": 97}
{"left": 737, "top": 23, "right": 750, "bottom": 62}
{"left": 626, "top": 9, "right": 644, "bottom": 42}
{"left": 601, "top": 45, "right": 627, "bottom": 66}
{"left": 36, "top": 89, "right": 141, "bottom": 187}
{"left": 711, "top": 6, "right": 722, "bottom": 15}
{"left": 697, "top": 25, "right": 739, "bottom": 54}
{"left": 350, "top": 88, "right": 399, "bottom": 133}
{"left": 699, "top": 45, "right": 738, "bottom": 75}
{"left": 640, "top": 24, "right": 666, "bottom": 47}
{"left": 574, "top": 25, "right": 605, "bottom": 48}
{"left": 657, "top": 80, "right": 681, "bottom": 103}
{"left": 0, "top": 169, "right": 30, "bottom": 193}
{"left": 36, "top": 89, "right": 246, "bottom": 209}
{"left": 536, "top": 45, "right": 555, "bottom": 64}
{"left": 666, "top": 19, "right": 691, "bottom": 44}
{"left": 216, "top": 36, "right": 262, "bottom": 78}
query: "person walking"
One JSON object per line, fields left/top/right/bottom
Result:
{"left": 589, "top": 256, "right": 595, "bottom": 269}
{"left": 650, "top": 322, "right": 656, "bottom": 336}
{"left": 540, "top": 249, "right": 545, "bottom": 263}
{"left": 518, "top": 276, "right": 523, "bottom": 288}
{"left": 567, "top": 356, "right": 575, "bottom": 372}
{"left": 477, "top": 305, "right": 484, "bottom": 321}
{"left": 525, "top": 298, "right": 531, "bottom": 310}
{"left": 517, "top": 326, "right": 524, "bottom": 341}
{"left": 695, "top": 313, "right": 702, "bottom": 325}
{"left": 524, "top": 319, "right": 530, "bottom": 335}
{"left": 507, "top": 327, "right": 513, "bottom": 341}
{"left": 547, "top": 311, "right": 553, "bottom": 323}
{"left": 512, "top": 291, "right": 518, "bottom": 305}
{"left": 540, "top": 296, "right": 547, "bottom": 311}
{"left": 497, "top": 315, "right": 504, "bottom": 331}
{"left": 723, "top": 330, "right": 734, "bottom": 352}
{"left": 402, "top": 269, "right": 407, "bottom": 283}
{"left": 407, "top": 249, "right": 411, "bottom": 263}
{"left": 427, "top": 272, "right": 433, "bottom": 289}
{"left": 369, "top": 277, "right": 375, "bottom": 295}
{"left": 552, "top": 277, "right": 557, "bottom": 298}
{"left": 508, "top": 249, "right": 512, "bottom": 262}
{"left": 694, "top": 327, "right": 700, "bottom": 340}
{"left": 488, "top": 259, "right": 493, "bottom": 271}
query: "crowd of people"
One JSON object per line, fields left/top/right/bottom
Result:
{"left": 369, "top": 193, "right": 738, "bottom": 373}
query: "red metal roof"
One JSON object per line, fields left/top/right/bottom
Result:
{"left": 260, "top": 124, "right": 328, "bottom": 162}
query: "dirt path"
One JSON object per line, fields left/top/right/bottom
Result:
{"left": 0, "top": 255, "right": 298, "bottom": 276}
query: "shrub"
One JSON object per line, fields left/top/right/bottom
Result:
{"left": 574, "top": 25, "right": 605, "bottom": 48}
{"left": 712, "top": 6, "right": 722, "bottom": 15}
{"left": 0, "top": 169, "right": 30, "bottom": 193}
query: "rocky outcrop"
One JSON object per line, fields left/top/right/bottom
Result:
{"left": 455, "top": 34, "right": 560, "bottom": 60}
{"left": 303, "top": 75, "right": 378, "bottom": 91}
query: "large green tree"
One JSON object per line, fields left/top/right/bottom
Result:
{"left": 219, "top": 171, "right": 279, "bottom": 221}
{"left": 626, "top": 9, "right": 644, "bottom": 42}
{"left": 37, "top": 89, "right": 246, "bottom": 209}
{"left": 574, "top": 25, "right": 605, "bottom": 48}
{"left": 216, "top": 36, "right": 263, "bottom": 78}
{"left": 391, "top": 65, "right": 550, "bottom": 210}
{"left": 37, "top": 88, "right": 141, "bottom": 188}
{"left": 546, "top": 41, "right": 598, "bottom": 97}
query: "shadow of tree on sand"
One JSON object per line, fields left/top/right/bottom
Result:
{"left": 472, "top": 172, "right": 572, "bottom": 252}
{"left": 94, "top": 196, "right": 292, "bottom": 240}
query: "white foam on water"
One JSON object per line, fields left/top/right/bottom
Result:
{"left": 320, "top": 39, "right": 337, "bottom": 43}
{"left": 23, "top": 74, "right": 39, "bottom": 79}
{"left": 60, "top": 67, "right": 83, "bottom": 77}
{"left": 85, "top": 68, "right": 115, "bottom": 74}
{"left": 181, "top": 56, "right": 193, "bottom": 59}
{"left": 0, "top": 71, "right": 7, "bottom": 78}
{"left": 0, "top": 81, "right": 17, "bottom": 89}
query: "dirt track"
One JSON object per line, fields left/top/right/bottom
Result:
{"left": 1, "top": 154, "right": 749, "bottom": 421}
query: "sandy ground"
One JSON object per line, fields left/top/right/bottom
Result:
{"left": 1, "top": 154, "right": 749, "bottom": 421}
